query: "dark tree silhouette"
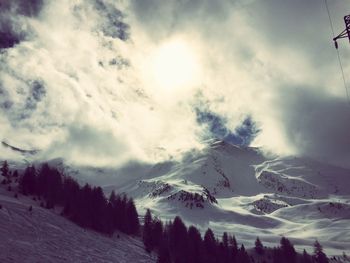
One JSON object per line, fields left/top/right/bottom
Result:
{"left": 220, "top": 232, "right": 230, "bottom": 263}
{"left": 0, "top": 160, "right": 9, "bottom": 179}
{"left": 313, "top": 240, "right": 329, "bottom": 263}
{"left": 272, "top": 247, "right": 282, "bottom": 263}
{"left": 19, "top": 165, "right": 36, "bottom": 195}
{"left": 152, "top": 217, "right": 163, "bottom": 250}
{"left": 255, "top": 237, "right": 264, "bottom": 255}
{"left": 301, "top": 249, "right": 312, "bottom": 263}
{"left": 238, "top": 244, "right": 251, "bottom": 263}
{"left": 203, "top": 228, "right": 217, "bottom": 263}
{"left": 125, "top": 198, "right": 139, "bottom": 235}
{"left": 157, "top": 238, "right": 171, "bottom": 263}
{"left": 143, "top": 209, "right": 154, "bottom": 252}
{"left": 280, "top": 236, "right": 296, "bottom": 263}
{"left": 187, "top": 226, "right": 203, "bottom": 263}
{"left": 229, "top": 234, "right": 238, "bottom": 263}
{"left": 169, "top": 216, "right": 188, "bottom": 263}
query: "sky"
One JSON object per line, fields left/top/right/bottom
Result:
{"left": 0, "top": 0, "right": 350, "bottom": 168}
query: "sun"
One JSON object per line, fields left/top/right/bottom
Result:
{"left": 150, "top": 39, "right": 200, "bottom": 90}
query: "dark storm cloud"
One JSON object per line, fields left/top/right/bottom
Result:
{"left": 276, "top": 85, "right": 350, "bottom": 167}
{"left": 0, "top": 0, "right": 44, "bottom": 49}
{"left": 0, "top": 0, "right": 44, "bottom": 17}
{"left": 245, "top": 0, "right": 350, "bottom": 68}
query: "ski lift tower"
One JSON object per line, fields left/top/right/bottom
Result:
{"left": 333, "top": 14, "right": 350, "bottom": 49}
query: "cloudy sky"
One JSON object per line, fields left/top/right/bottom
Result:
{"left": 1, "top": 0, "right": 350, "bottom": 168}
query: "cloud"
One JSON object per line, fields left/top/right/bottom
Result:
{"left": 128, "top": 0, "right": 350, "bottom": 167}
{"left": 274, "top": 85, "right": 350, "bottom": 168}
{"left": 1, "top": 0, "right": 350, "bottom": 169}
{"left": 0, "top": 0, "right": 206, "bottom": 166}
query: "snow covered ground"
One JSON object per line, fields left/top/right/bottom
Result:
{"left": 96, "top": 140, "right": 349, "bottom": 257}
{"left": 0, "top": 185, "right": 155, "bottom": 263}
{"left": 1, "top": 139, "right": 350, "bottom": 258}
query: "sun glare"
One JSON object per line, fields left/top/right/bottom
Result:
{"left": 151, "top": 39, "right": 200, "bottom": 90}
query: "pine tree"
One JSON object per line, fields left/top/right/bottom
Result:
{"left": 125, "top": 198, "right": 139, "bottom": 235}
{"left": 187, "top": 225, "right": 203, "bottom": 263}
{"left": 169, "top": 216, "right": 188, "bottom": 263}
{"left": 46, "top": 167, "right": 63, "bottom": 207}
{"left": 152, "top": 217, "right": 163, "bottom": 250}
{"left": 255, "top": 237, "right": 264, "bottom": 255}
{"left": 107, "top": 190, "right": 117, "bottom": 231}
{"left": 1, "top": 160, "right": 9, "bottom": 179}
{"left": 109, "top": 190, "right": 116, "bottom": 203}
{"left": 157, "top": 239, "right": 171, "bottom": 263}
{"left": 118, "top": 194, "right": 128, "bottom": 232}
{"left": 222, "top": 232, "right": 228, "bottom": 248}
{"left": 221, "top": 232, "right": 229, "bottom": 263}
{"left": 301, "top": 249, "right": 312, "bottom": 263}
{"left": 203, "top": 228, "right": 217, "bottom": 263}
{"left": 37, "top": 163, "right": 50, "bottom": 197}
{"left": 313, "top": 240, "right": 329, "bottom": 263}
{"left": 19, "top": 166, "right": 36, "bottom": 195}
{"left": 272, "top": 247, "right": 282, "bottom": 263}
{"left": 229, "top": 234, "right": 238, "bottom": 263}
{"left": 143, "top": 209, "right": 154, "bottom": 252}
{"left": 62, "top": 176, "right": 80, "bottom": 216}
{"left": 280, "top": 237, "right": 296, "bottom": 263}
{"left": 238, "top": 244, "right": 251, "bottom": 263}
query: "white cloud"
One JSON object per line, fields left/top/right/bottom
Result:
{"left": 1, "top": 0, "right": 350, "bottom": 168}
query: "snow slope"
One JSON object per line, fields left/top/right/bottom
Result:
{"left": 2, "top": 139, "right": 350, "bottom": 257}
{"left": 0, "top": 184, "right": 155, "bottom": 263}
{"left": 95, "top": 140, "right": 349, "bottom": 256}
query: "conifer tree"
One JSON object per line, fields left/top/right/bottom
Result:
{"left": 301, "top": 249, "right": 312, "bottom": 263}
{"left": 19, "top": 165, "right": 36, "bottom": 195}
{"left": 125, "top": 198, "right": 139, "bottom": 235}
{"left": 187, "top": 225, "right": 203, "bottom": 263}
{"left": 0, "top": 160, "right": 9, "bottom": 179}
{"left": 152, "top": 217, "right": 163, "bottom": 250}
{"left": 220, "top": 232, "right": 230, "bottom": 263}
{"left": 229, "top": 234, "right": 238, "bottom": 262}
{"left": 238, "top": 244, "right": 251, "bottom": 263}
{"left": 313, "top": 240, "right": 329, "bottom": 263}
{"left": 169, "top": 216, "right": 188, "bottom": 263}
{"left": 255, "top": 237, "right": 264, "bottom": 255}
{"left": 157, "top": 240, "right": 171, "bottom": 263}
{"left": 280, "top": 236, "right": 296, "bottom": 263}
{"left": 143, "top": 209, "right": 154, "bottom": 252}
{"left": 203, "top": 228, "right": 217, "bottom": 263}
{"left": 272, "top": 247, "right": 282, "bottom": 263}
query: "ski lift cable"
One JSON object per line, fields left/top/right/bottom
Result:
{"left": 324, "top": 0, "right": 350, "bottom": 105}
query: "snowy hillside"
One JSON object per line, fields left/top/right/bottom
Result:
{"left": 0, "top": 182, "right": 155, "bottom": 263}
{"left": 2, "top": 139, "right": 350, "bottom": 257}
{"left": 99, "top": 140, "right": 349, "bottom": 256}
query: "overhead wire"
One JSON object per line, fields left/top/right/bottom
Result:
{"left": 324, "top": 0, "right": 350, "bottom": 105}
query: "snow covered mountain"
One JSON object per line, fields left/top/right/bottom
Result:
{"left": 98, "top": 140, "right": 350, "bottom": 256}
{"left": 2, "top": 139, "right": 350, "bottom": 257}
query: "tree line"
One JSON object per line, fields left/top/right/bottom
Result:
{"left": 1, "top": 160, "right": 333, "bottom": 263}
{"left": 17, "top": 162, "right": 139, "bottom": 235}
{"left": 142, "top": 208, "right": 330, "bottom": 263}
